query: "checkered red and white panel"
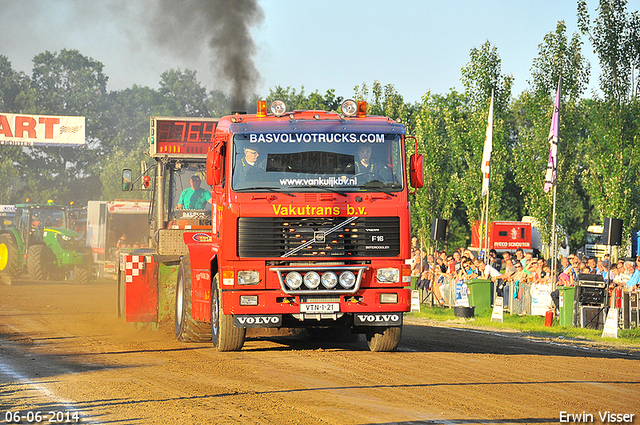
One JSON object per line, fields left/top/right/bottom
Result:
{"left": 124, "top": 255, "right": 149, "bottom": 283}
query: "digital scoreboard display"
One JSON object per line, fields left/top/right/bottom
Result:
{"left": 150, "top": 118, "right": 217, "bottom": 157}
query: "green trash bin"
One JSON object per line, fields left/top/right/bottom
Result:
{"left": 466, "top": 279, "right": 492, "bottom": 314}
{"left": 558, "top": 286, "right": 576, "bottom": 327}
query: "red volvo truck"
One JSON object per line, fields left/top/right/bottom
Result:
{"left": 123, "top": 100, "right": 423, "bottom": 352}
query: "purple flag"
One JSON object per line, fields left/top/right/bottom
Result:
{"left": 481, "top": 90, "right": 494, "bottom": 196}
{"left": 544, "top": 79, "right": 561, "bottom": 193}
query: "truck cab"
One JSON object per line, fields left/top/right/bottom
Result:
{"left": 177, "top": 99, "right": 423, "bottom": 352}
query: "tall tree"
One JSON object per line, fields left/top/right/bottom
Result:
{"left": 159, "top": 68, "right": 210, "bottom": 117}
{"left": 455, "top": 41, "right": 513, "bottom": 230}
{"left": 578, "top": 0, "right": 640, "bottom": 241}
{"left": 17, "top": 49, "right": 108, "bottom": 205}
{"left": 513, "top": 21, "right": 590, "bottom": 249}
{"left": 578, "top": 0, "right": 639, "bottom": 102}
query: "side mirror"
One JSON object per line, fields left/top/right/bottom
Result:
{"left": 122, "top": 169, "right": 133, "bottom": 191}
{"left": 409, "top": 154, "right": 424, "bottom": 188}
{"left": 206, "top": 150, "right": 220, "bottom": 186}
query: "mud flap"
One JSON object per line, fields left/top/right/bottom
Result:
{"left": 124, "top": 254, "right": 158, "bottom": 322}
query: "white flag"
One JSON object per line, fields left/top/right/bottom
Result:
{"left": 481, "top": 90, "right": 494, "bottom": 196}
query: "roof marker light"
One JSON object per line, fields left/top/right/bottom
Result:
{"left": 341, "top": 99, "right": 358, "bottom": 117}
{"left": 270, "top": 100, "right": 287, "bottom": 117}
{"left": 257, "top": 100, "right": 267, "bottom": 117}
{"left": 357, "top": 101, "right": 367, "bottom": 117}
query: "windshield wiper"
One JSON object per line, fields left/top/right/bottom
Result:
{"left": 303, "top": 185, "right": 348, "bottom": 197}
{"left": 237, "top": 187, "right": 294, "bottom": 197}
{"left": 360, "top": 181, "right": 398, "bottom": 196}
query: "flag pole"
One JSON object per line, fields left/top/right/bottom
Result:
{"left": 480, "top": 89, "right": 494, "bottom": 264}
{"left": 551, "top": 181, "right": 557, "bottom": 291}
{"left": 544, "top": 78, "right": 561, "bottom": 291}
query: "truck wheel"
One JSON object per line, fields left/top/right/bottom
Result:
{"left": 211, "top": 274, "right": 245, "bottom": 351}
{"left": 365, "top": 326, "right": 402, "bottom": 352}
{"left": 174, "top": 258, "right": 210, "bottom": 342}
{"left": 27, "top": 245, "right": 50, "bottom": 281}
{"left": 0, "top": 234, "right": 19, "bottom": 277}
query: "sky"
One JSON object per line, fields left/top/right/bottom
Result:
{"left": 1, "top": 0, "right": 638, "bottom": 105}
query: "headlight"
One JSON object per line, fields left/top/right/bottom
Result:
{"left": 285, "top": 272, "right": 303, "bottom": 289}
{"left": 321, "top": 272, "right": 338, "bottom": 289}
{"left": 376, "top": 268, "right": 399, "bottom": 283}
{"left": 341, "top": 99, "right": 357, "bottom": 117}
{"left": 380, "top": 293, "right": 398, "bottom": 304}
{"left": 304, "top": 271, "right": 321, "bottom": 289}
{"left": 237, "top": 270, "right": 260, "bottom": 285}
{"left": 339, "top": 271, "right": 356, "bottom": 289}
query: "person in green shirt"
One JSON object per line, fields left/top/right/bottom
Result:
{"left": 177, "top": 175, "right": 211, "bottom": 210}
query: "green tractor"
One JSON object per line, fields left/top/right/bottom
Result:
{"left": 0, "top": 202, "right": 92, "bottom": 283}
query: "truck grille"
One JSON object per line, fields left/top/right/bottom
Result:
{"left": 238, "top": 216, "right": 400, "bottom": 258}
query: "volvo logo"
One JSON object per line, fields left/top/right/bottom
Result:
{"left": 234, "top": 315, "right": 282, "bottom": 328}
{"left": 354, "top": 313, "right": 402, "bottom": 326}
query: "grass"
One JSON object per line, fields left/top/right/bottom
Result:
{"left": 407, "top": 305, "right": 640, "bottom": 347}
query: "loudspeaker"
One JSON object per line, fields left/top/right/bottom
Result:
{"left": 602, "top": 217, "right": 623, "bottom": 246}
{"left": 431, "top": 218, "right": 447, "bottom": 241}
{"left": 579, "top": 306, "right": 605, "bottom": 329}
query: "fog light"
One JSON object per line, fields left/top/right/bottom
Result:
{"left": 339, "top": 271, "right": 356, "bottom": 289}
{"left": 304, "top": 271, "right": 321, "bottom": 289}
{"left": 237, "top": 270, "right": 260, "bottom": 285}
{"left": 285, "top": 272, "right": 303, "bottom": 289}
{"left": 321, "top": 271, "right": 338, "bottom": 288}
{"left": 380, "top": 293, "right": 398, "bottom": 304}
{"left": 240, "top": 295, "right": 258, "bottom": 306}
{"left": 376, "top": 268, "right": 399, "bottom": 283}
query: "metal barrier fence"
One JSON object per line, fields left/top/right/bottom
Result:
{"left": 423, "top": 274, "right": 532, "bottom": 315}
{"left": 420, "top": 273, "right": 639, "bottom": 329}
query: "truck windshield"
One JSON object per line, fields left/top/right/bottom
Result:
{"left": 585, "top": 232, "right": 602, "bottom": 244}
{"left": 231, "top": 133, "right": 404, "bottom": 192}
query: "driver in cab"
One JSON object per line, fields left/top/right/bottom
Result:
{"left": 177, "top": 175, "right": 211, "bottom": 210}
{"left": 236, "top": 146, "right": 265, "bottom": 184}
{"left": 351, "top": 144, "right": 392, "bottom": 181}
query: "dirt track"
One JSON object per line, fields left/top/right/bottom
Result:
{"left": 0, "top": 279, "right": 639, "bottom": 425}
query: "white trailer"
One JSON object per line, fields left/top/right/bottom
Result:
{"left": 86, "top": 200, "right": 150, "bottom": 278}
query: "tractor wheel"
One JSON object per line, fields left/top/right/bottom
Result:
{"left": 27, "top": 244, "right": 50, "bottom": 281}
{"left": 365, "top": 326, "right": 402, "bottom": 352}
{"left": 74, "top": 264, "right": 90, "bottom": 284}
{"left": 211, "top": 274, "right": 245, "bottom": 351}
{"left": 0, "top": 234, "right": 19, "bottom": 277}
{"left": 174, "top": 258, "right": 210, "bottom": 342}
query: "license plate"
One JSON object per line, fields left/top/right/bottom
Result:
{"left": 300, "top": 303, "right": 340, "bottom": 313}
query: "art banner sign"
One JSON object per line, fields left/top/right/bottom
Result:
{"left": 0, "top": 113, "right": 85, "bottom": 147}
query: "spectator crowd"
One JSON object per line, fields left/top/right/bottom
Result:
{"left": 410, "top": 237, "right": 640, "bottom": 308}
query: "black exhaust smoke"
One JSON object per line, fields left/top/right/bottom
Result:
{"left": 150, "top": 0, "right": 264, "bottom": 112}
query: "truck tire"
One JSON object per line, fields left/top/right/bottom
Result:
{"left": 27, "top": 244, "right": 50, "bottom": 281}
{"left": 0, "top": 234, "right": 19, "bottom": 277}
{"left": 365, "top": 326, "right": 402, "bottom": 352}
{"left": 174, "top": 258, "right": 210, "bottom": 343}
{"left": 211, "top": 274, "right": 245, "bottom": 351}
